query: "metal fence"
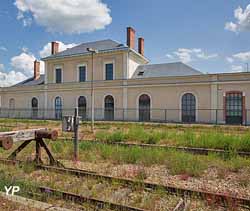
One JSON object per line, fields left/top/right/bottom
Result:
{"left": 0, "top": 108, "right": 249, "bottom": 126}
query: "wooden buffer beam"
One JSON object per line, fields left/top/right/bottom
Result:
{"left": 0, "top": 128, "right": 63, "bottom": 167}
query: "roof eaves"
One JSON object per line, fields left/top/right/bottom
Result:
{"left": 41, "top": 46, "right": 129, "bottom": 61}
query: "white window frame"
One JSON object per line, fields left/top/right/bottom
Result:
{"left": 103, "top": 60, "right": 115, "bottom": 81}
{"left": 54, "top": 65, "right": 63, "bottom": 84}
{"left": 77, "top": 63, "right": 87, "bottom": 82}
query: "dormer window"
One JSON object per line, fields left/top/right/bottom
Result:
{"left": 138, "top": 71, "right": 144, "bottom": 76}
{"left": 105, "top": 63, "right": 114, "bottom": 80}
{"left": 78, "top": 65, "right": 86, "bottom": 82}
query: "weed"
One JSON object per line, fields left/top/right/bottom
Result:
{"left": 236, "top": 174, "right": 249, "bottom": 188}
{"left": 21, "top": 162, "right": 36, "bottom": 174}
{"left": 166, "top": 151, "right": 207, "bottom": 177}
{"left": 107, "top": 131, "right": 126, "bottom": 143}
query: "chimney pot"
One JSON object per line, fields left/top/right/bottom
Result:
{"left": 138, "top": 37, "right": 144, "bottom": 56}
{"left": 51, "top": 41, "right": 59, "bottom": 55}
{"left": 127, "top": 27, "right": 135, "bottom": 49}
{"left": 34, "top": 60, "right": 40, "bottom": 80}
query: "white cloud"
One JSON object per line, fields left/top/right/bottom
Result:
{"left": 225, "top": 4, "right": 250, "bottom": 33}
{"left": 14, "top": 0, "right": 112, "bottom": 34}
{"left": 21, "top": 47, "right": 29, "bottom": 53}
{"left": 232, "top": 65, "right": 244, "bottom": 72}
{"left": 0, "top": 40, "right": 75, "bottom": 87}
{"left": 225, "top": 22, "right": 238, "bottom": 32}
{"left": 174, "top": 48, "right": 193, "bottom": 63}
{"left": 165, "top": 54, "right": 174, "bottom": 59}
{"left": 167, "top": 48, "right": 218, "bottom": 63}
{"left": 0, "top": 61, "right": 27, "bottom": 87}
{"left": 0, "top": 70, "right": 27, "bottom": 87}
{"left": 232, "top": 51, "right": 250, "bottom": 62}
{"left": 196, "top": 52, "right": 218, "bottom": 60}
{"left": 226, "top": 57, "right": 234, "bottom": 63}
{"left": 0, "top": 64, "right": 4, "bottom": 71}
{"left": 39, "top": 41, "right": 77, "bottom": 58}
{"left": 11, "top": 52, "right": 36, "bottom": 76}
{"left": 0, "top": 46, "right": 7, "bottom": 51}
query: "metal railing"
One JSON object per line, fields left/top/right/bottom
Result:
{"left": 0, "top": 108, "right": 248, "bottom": 125}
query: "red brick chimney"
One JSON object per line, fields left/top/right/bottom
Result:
{"left": 51, "top": 41, "right": 59, "bottom": 55}
{"left": 127, "top": 27, "right": 135, "bottom": 49}
{"left": 34, "top": 60, "right": 40, "bottom": 80}
{"left": 138, "top": 37, "right": 144, "bottom": 56}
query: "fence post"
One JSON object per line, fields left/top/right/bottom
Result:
{"left": 245, "top": 109, "right": 247, "bottom": 126}
{"left": 73, "top": 107, "right": 79, "bottom": 162}
{"left": 216, "top": 109, "right": 218, "bottom": 125}
{"left": 165, "top": 109, "right": 167, "bottom": 123}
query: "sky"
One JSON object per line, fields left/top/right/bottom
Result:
{"left": 0, "top": 0, "right": 250, "bottom": 86}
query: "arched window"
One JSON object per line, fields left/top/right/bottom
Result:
{"left": 225, "top": 92, "right": 243, "bottom": 125}
{"left": 139, "top": 94, "right": 150, "bottom": 121}
{"left": 31, "top": 97, "right": 38, "bottom": 119}
{"left": 9, "top": 98, "right": 15, "bottom": 117}
{"left": 104, "top": 95, "right": 114, "bottom": 121}
{"left": 55, "top": 97, "right": 62, "bottom": 119}
{"left": 9, "top": 98, "right": 15, "bottom": 110}
{"left": 78, "top": 96, "right": 87, "bottom": 120}
{"left": 181, "top": 93, "right": 196, "bottom": 123}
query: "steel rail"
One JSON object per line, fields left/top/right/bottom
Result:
{"left": 37, "top": 186, "right": 147, "bottom": 211}
{"left": 0, "top": 158, "right": 95, "bottom": 174}
{"left": 0, "top": 158, "right": 249, "bottom": 209}
{"left": 82, "top": 140, "right": 250, "bottom": 157}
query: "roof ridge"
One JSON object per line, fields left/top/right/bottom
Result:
{"left": 76, "top": 39, "right": 121, "bottom": 46}
{"left": 141, "top": 62, "right": 183, "bottom": 67}
{"left": 42, "top": 39, "right": 127, "bottom": 60}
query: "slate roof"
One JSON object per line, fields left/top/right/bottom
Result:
{"left": 132, "top": 62, "right": 202, "bottom": 79}
{"left": 42, "top": 39, "right": 128, "bottom": 60}
{"left": 12, "top": 75, "right": 45, "bottom": 87}
{"left": 12, "top": 62, "right": 202, "bottom": 87}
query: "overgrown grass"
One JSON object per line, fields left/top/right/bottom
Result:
{"left": 0, "top": 118, "right": 54, "bottom": 125}
{"left": 177, "top": 131, "right": 250, "bottom": 151}
{"left": 0, "top": 137, "right": 249, "bottom": 178}
{"left": 75, "top": 142, "right": 250, "bottom": 177}
{"left": 0, "top": 127, "right": 11, "bottom": 132}
{"left": 95, "top": 126, "right": 165, "bottom": 144}
{"left": 95, "top": 126, "right": 250, "bottom": 151}
{"left": 0, "top": 167, "right": 36, "bottom": 196}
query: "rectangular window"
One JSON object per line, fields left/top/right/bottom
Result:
{"left": 105, "top": 63, "right": 113, "bottom": 80}
{"left": 55, "top": 68, "right": 62, "bottom": 83}
{"left": 79, "top": 66, "right": 86, "bottom": 82}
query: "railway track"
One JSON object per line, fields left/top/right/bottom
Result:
{"left": 36, "top": 186, "right": 147, "bottom": 211}
{"left": 60, "top": 138, "right": 250, "bottom": 157}
{"left": 100, "top": 141, "right": 250, "bottom": 157}
{"left": 0, "top": 158, "right": 249, "bottom": 209}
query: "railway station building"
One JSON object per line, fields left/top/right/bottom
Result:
{"left": 0, "top": 27, "right": 249, "bottom": 125}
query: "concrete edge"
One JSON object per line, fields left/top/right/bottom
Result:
{"left": 0, "top": 192, "right": 73, "bottom": 211}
